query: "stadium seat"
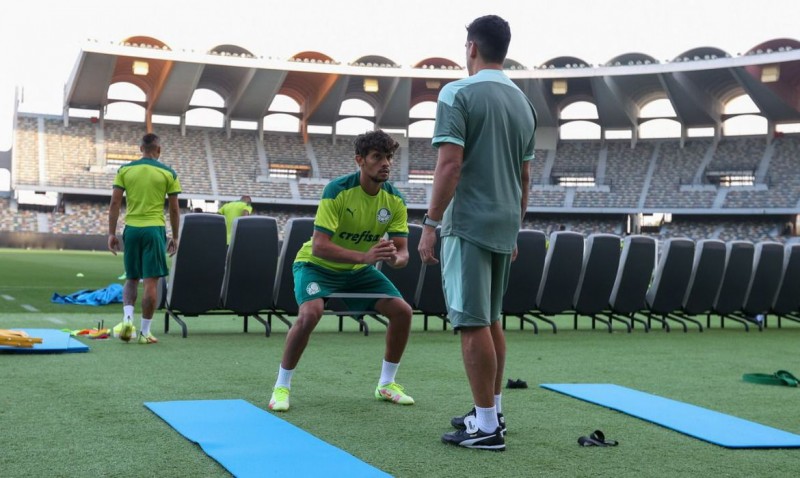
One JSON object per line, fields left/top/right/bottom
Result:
{"left": 532, "top": 231, "right": 585, "bottom": 332}
{"left": 273, "top": 218, "right": 314, "bottom": 318}
{"left": 380, "top": 224, "right": 423, "bottom": 307}
{"left": 679, "top": 239, "right": 726, "bottom": 322}
{"left": 771, "top": 243, "right": 800, "bottom": 327}
{"left": 738, "top": 241, "right": 785, "bottom": 330}
{"left": 645, "top": 238, "right": 697, "bottom": 332}
{"left": 501, "top": 229, "right": 547, "bottom": 332}
{"left": 572, "top": 233, "right": 621, "bottom": 332}
{"left": 220, "top": 216, "right": 282, "bottom": 336}
{"left": 712, "top": 241, "right": 755, "bottom": 331}
{"left": 603, "top": 235, "right": 657, "bottom": 332}
{"left": 414, "top": 226, "right": 449, "bottom": 331}
{"left": 164, "top": 214, "right": 227, "bottom": 337}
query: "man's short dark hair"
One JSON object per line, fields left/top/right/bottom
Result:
{"left": 140, "top": 133, "right": 161, "bottom": 148}
{"left": 140, "top": 133, "right": 160, "bottom": 151}
{"left": 354, "top": 130, "right": 400, "bottom": 158}
{"left": 466, "top": 15, "right": 511, "bottom": 64}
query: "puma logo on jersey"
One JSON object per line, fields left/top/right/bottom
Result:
{"left": 346, "top": 208, "right": 356, "bottom": 217}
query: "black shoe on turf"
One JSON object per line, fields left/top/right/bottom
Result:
{"left": 451, "top": 407, "right": 506, "bottom": 435}
{"left": 442, "top": 419, "right": 505, "bottom": 451}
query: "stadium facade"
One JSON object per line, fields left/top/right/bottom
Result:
{"left": 2, "top": 36, "right": 799, "bottom": 247}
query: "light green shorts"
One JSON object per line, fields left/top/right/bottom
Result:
{"left": 293, "top": 262, "right": 402, "bottom": 311}
{"left": 440, "top": 235, "right": 512, "bottom": 329}
{"left": 122, "top": 226, "right": 169, "bottom": 280}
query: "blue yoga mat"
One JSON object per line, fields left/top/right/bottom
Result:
{"left": 0, "top": 328, "right": 88, "bottom": 354}
{"left": 541, "top": 383, "right": 800, "bottom": 448}
{"left": 145, "top": 399, "right": 391, "bottom": 478}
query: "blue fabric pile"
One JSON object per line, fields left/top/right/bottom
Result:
{"left": 51, "top": 283, "right": 124, "bottom": 306}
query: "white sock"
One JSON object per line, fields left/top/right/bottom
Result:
{"left": 495, "top": 394, "right": 503, "bottom": 414}
{"left": 140, "top": 318, "right": 152, "bottom": 335}
{"left": 475, "top": 405, "right": 499, "bottom": 434}
{"left": 276, "top": 366, "right": 294, "bottom": 389}
{"left": 379, "top": 360, "right": 399, "bottom": 386}
{"left": 123, "top": 305, "right": 134, "bottom": 321}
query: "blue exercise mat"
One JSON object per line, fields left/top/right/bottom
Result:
{"left": 0, "top": 328, "right": 88, "bottom": 354}
{"left": 541, "top": 383, "right": 800, "bottom": 448}
{"left": 145, "top": 399, "right": 391, "bottom": 478}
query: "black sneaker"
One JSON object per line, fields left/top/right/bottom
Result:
{"left": 451, "top": 407, "right": 506, "bottom": 435}
{"left": 442, "top": 417, "right": 505, "bottom": 451}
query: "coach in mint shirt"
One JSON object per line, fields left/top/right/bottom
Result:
{"left": 430, "top": 68, "right": 536, "bottom": 253}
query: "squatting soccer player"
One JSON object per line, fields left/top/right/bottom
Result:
{"left": 268, "top": 129, "right": 415, "bottom": 412}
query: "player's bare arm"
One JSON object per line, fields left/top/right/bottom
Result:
{"left": 107, "top": 188, "right": 124, "bottom": 255}
{"left": 311, "top": 231, "right": 396, "bottom": 265}
{"left": 513, "top": 161, "right": 531, "bottom": 262}
{"left": 167, "top": 194, "right": 181, "bottom": 256}
{"left": 383, "top": 236, "right": 409, "bottom": 269}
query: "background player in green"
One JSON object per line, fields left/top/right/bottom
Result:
{"left": 108, "top": 133, "right": 182, "bottom": 345}
{"left": 218, "top": 195, "right": 253, "bottom": 244}
{"left": 419, "top": 15, "right": 536, "bottom": 451}
{"left": 269, "top": 130, "right": 415, "bottom": 412}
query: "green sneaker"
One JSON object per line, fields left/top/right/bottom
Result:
{"left": 113, "top": 321, "right": 136, "bottom": 342}
{"left": 137, "top": 332, "right": 158, "bottom": 344}
{"left": 375, "top": 382, "right": 415, "bottom": 405}
{"left": 269, "top": 387, "right": 290, "bottom": 412}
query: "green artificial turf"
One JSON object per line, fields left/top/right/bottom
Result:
{"left": 1, "top": 249, "right": 798, "bottom": 477}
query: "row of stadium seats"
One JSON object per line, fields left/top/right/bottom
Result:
{"left": 0, "top": 197, "right": 792, "bottom": 244}
{"left": 504, "top": 231, "right": 800, "bottom": 333}
{"left": 157, "top": 214, "right": 800, "bottom": 337}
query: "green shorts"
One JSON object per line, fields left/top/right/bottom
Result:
{"left": 440, "top": 235, "right": 512, "bottom": 329}
{"left": 293, "top": 262, "right": 401, "bottom": 311}
{"left": 122, "top": 225, "right": 169, "bottom": 280}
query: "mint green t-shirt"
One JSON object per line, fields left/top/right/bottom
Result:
{"left": 432, "top": 69, "right": 537, "bottom": 253}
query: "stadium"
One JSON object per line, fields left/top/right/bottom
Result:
{"left": 2, "top": 36, "right": 800, "bottom": 244}
{"left": 1, "top": 13, "right": 800, "bottom": 478}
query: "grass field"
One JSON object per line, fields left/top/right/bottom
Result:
{"left": 1, "top": 248, "right": 799, "bottom": 477}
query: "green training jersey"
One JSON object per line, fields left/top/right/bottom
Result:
{"left": 113, "top": 158, "right": 182, "bottom": 227}
{"left": 218, "top": 200, "right": 253, "bottom": 243}
{"left": 295, "top": 172, "right": 409, "bottom": 272}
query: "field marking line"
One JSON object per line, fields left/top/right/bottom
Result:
{"left": 21, "top": 304, "right": 39, "bottom": 312}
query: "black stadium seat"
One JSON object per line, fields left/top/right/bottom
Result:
{"left": 712, "top": 241, "right": 755, "bottom": 331}
{"left": 501, "top": 229, "right": 546, "bottom": 332}
{"left": 164, "top": 213, "right": 227, "bottom": 337}
{"left": 220, "top": 216, "right": 281, "bottom": 336}
{"left": 645, "top": 238, "right": 697, "bottom": 332}
{"left": 572, "top": 233, "right": 621, "bottom": 332}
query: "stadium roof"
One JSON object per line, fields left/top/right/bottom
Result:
{"left": 65, "top": 37, "right": 800, "bottom": 135}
